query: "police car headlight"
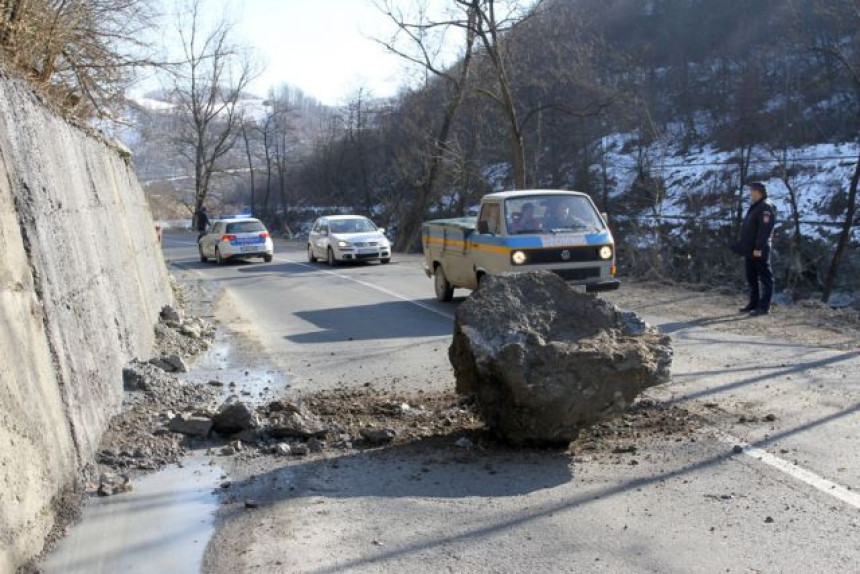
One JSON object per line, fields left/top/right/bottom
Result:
{"left": 337, "top": 240, "right": 351, "bottom": 248}
{"left": 512, "top": 250, "right": 527, "bottom": 265}
{"left": 599, "top": 246, "right": 613, "bottom": 260}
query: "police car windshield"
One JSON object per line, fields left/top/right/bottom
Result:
{"left": 330, "top": 218, "right": 377, "bottom": 234}
{"left": 226, "top": 221, "right": 265, "bottom": 233}
{"left": 505, "top": 195, "right": 604, "bottom": 235}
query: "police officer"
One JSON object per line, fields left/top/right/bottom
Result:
{"left": 736, "top": 182, "right": 777, "bottom": 316}
{"left": 194, "top": 206, "right": 210, "bottom": 242}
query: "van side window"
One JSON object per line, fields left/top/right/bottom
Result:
{"left": 478, "top": 203, "right": 501, "bottom": 235}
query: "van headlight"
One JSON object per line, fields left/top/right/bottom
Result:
{"left": 599, "top": 246, "right": 613, "bottom": 260}
{"left": 512, "top": 250, "right": 527, "bottom": 265}
{"left": 337, "top": 240, "right": 352, "bottom": 248}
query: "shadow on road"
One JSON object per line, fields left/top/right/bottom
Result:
{"left": 220, "top": 399, "right": 860, "bottom": 574}
{"left": 284, "top": 300, "right": 454, "bottom": 343}
{"left": 666, "top": 348, "right": 860, "bottom": 405}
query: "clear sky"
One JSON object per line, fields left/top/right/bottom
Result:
{"left": 232, "top": 0, "right": 412, "bottom": 104}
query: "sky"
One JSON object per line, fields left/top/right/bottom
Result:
{"left": 232, "top": 0, "right": 420, "bottom": 104}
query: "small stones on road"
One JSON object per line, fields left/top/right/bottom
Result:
{"left": 97, "top": 473, "right": 132, "bottom": 496}
{"left": 160, "top": 305, "right": 183, "bottom": 323}
{"left": 168, "top": 413, "right": 213, "bottom": 438}
{"left": 244, "top": 500, "right": 260, "bottom": 509}
{"left": 455, "top": 437, "right": 474, "bottom": 449}
{"left": 212, "top": 400, "right": 259, "bottom": 434}
{"left": 361, "top": 428, "right": 396, "bottom": 445}
{"left": 764, "top": 516, "right": 775, "bottom": 524}
{"left": 732, "top": 444, "right": 745, "bottom": 454}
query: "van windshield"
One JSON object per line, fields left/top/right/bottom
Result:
{"left": 505, "top": 195, "right": 604, "bottom": 235}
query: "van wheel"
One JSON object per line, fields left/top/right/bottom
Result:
{"left": 380, "top": 257, "right": 391, "bottom": 265}
{"left": 327, "top": 248, "right": 338, "bottom": 267}
{"left": 215, "top": 248, "right": 225, "bottom": 265}
{"left": 263, "top": 254, "right": 273, "bottom": 263}
{"left": 308, "top": 244, "right": 317, "bottom": 263}
{"left": 199, "top": 245, "right": 207, "bottom": 263}
{"left": 434, "top": 266, "right": 454, "bottom": 302}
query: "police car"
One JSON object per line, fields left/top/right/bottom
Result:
{"left": 199, "top": 217, "right": 274, "bottom": 264}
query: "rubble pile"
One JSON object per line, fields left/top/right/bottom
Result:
{"left": 449, "top": 271, "right": 674, "bottom": 444}
{"left": 95, "top": 305, "right": 219, "bottom": 477}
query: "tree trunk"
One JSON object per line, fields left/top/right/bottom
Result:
{"left": 241, "top": 123, "right": 256, "bottom": 215}
{"left": 733, "top": 145, "right": 752, "bottom": 237}
{"left": 821, "top": 150, "right": 860, "bottom": 303}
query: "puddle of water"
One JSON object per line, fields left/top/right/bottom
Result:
{"left": 183, "top": 337, "right": 290, "bottom": 406}
{"left": 43, "top": 457, "right": 222, "bottom": 574}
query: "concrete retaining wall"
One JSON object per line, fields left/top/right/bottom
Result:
{"left": 0, "top": 73, "right": 172, "bottom": 572}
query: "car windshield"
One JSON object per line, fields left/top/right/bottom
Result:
{"left": 226, "top": 221, "right": 265, "bottom": 234}
{"left": 329, "top": 218, "right": 377, "bottom": 234}
{"left": 505, "top": 195, "right": 604, "bottom": 234}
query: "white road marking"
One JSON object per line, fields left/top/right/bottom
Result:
{"left": 271, "top": 253, "right": 456, "bottom": 321}
{"left": 163, "top": 236, "right": 860, "bottom": 511}
{"left": 714, "top": 429, "right": 860, "bottom": 510}
{"left": 163, "top": 238, "right": 455, "bottom": 321}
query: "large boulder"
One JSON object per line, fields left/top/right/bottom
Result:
{"left": 450, "top": 272, "right": 672, "bottom": 444}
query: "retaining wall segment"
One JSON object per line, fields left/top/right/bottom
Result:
{"left": 0, "top": 73, "right": 172, "bottom": 572}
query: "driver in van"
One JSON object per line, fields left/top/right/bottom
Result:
{"left": 511, "top": 202, "right": 542, "bottom": 233}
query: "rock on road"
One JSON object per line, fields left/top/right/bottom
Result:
{"left": 162, "top": 233, "right": 860, "bottom": 574}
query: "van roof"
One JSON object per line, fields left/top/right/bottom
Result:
{"left": 482, "top": 189, "right": 589, "bottom": 201}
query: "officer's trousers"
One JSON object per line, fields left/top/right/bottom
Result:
{"left": 745, "top": 247, "right": 774, "bottom": 311}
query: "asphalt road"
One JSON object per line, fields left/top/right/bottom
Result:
{"left": 161, "top": 232, "right": 860, "bottom": 574}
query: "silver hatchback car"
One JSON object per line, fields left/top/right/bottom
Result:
{"left": 308, "top": 215, "right": 391, "bottom": 266}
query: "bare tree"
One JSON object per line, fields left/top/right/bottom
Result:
{"left": 793, "top": 0, "right": 860, "bottom": 302}
{"left": 169, "top": 0, "right": 260, "bottom": 216}
{"left": 0, "top": 0, "right": 157, "bottom": 118}
{"left": 375, "top": 0, "right": 478, "bottom": 250}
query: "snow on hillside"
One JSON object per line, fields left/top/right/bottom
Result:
{"left": 594, "top": 134, "right": 858, "bottom": 236}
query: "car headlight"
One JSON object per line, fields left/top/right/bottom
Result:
{"left": 599, "top": 246, "right": 613, "bottom": 260}
{"left": 337, "top": 240, "right": 352, "bottom": 248}
{"left": 512, "top": 250, "right": 527, "bottom": 265}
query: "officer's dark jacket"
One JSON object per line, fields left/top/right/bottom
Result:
{"left": 738, "top": 198, "right": 776, "bottom": 257}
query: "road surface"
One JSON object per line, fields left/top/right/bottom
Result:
{"left": 160, "top": 232, "right": 859, "bottom": 574}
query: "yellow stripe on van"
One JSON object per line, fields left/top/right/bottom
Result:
{"left": 425, "top": 236, "right": 510, "bottom": 255}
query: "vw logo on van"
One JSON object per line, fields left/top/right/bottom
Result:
{"left": 560, "top": 249, "right": 571, "bottom": 261}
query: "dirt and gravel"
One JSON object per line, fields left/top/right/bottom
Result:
{"left": 604, "top": 279, "right": 860, "bottom": 349}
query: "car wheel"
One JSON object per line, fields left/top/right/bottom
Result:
{"left": 263, "top": 253, "right": 273, "bottom": 263}
{"left": 199, "top": 245, "right": 207, "bottom": 263}
{"left": 380, "top": 257, "right": 391, "bottom": 265}
{"left": 215, "top": 248, "right": 225, "bottom": 265}
{"left": 308, "top": 244, "right": 317, "bottom": 263}
{"left": 434, "top": 265, "right": 454, "bottom": 302}
{"left": 327, "top": 248, "right": 338, "bottom": 267}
